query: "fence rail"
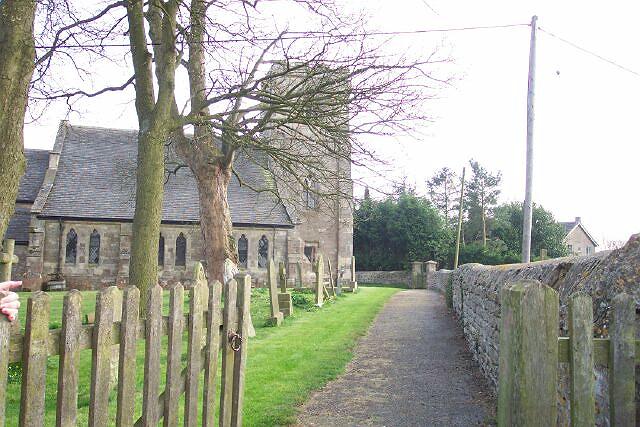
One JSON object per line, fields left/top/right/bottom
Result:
{"left": 498, "top": 280, "right": 637, "bottom": 427}
{"left": 0, "top": 262, "right": 250, "bottom": 427}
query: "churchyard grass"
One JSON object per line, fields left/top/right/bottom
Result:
{"left": 7, "top": 285, "right": 399, "bottom": 425}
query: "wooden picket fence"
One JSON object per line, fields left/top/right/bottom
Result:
{"left": 498, "top": 280, "right": 637, "bottom": 426}
{"left": 0, "top": 262, "right": 251, "bottom": 427}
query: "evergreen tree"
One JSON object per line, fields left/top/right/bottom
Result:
{"left": 426, "top": 167, "right": 459, "bottom": 227}
{"left": 464, "top": 159, "right": 501, "bottom": 247}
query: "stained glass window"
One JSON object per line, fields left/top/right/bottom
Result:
{"left": 258, "top": 235, "right": 268, "bottom": 268}
{"left": 65, "top": 229, "right": 77, "bottom": 264}
{"left": 176, "top": 233, "right": 186, "bottom": 266}
{"left": 158, "top": 234, "right": 165, "bottom": 266}
{"left": 88, "top": 229, "right": 100, "bottom": 264}
{"left": 238, "top": 234, "right": 248, "bottom": 268}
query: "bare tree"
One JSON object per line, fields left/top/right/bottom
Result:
{"left": 0, "top": 0, "right": 37, "bottom": 241}
{"left": 26, "top": 1, "right": 449, "bottom": 310}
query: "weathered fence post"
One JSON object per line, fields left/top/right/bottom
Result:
{"left": 220, "top": 278, "right": 238, "bottom": 426}
{"left": 116, "top": 286, "right": 139, "bottom": 426}
{"left": 185, "top": 279, "right": 206, "bottom": 427}
{"left": 19, "top": 292, "right": 50, "bottom": 427}
{"left": 497, "top": 280, "right": 558, "bottom": 426}
{"left": 56, "top": 290, "right": 82, "bottom": 427}
{"left": 0, "top": 317, "right": 9, "bottom": 426}
{"left": 89, "top": 287, "right": 118, "bottom": 427}
{"left": 203, "top": 275, "right": 222, "bottom": 427}
{"left": 277, "top": 262, "right": 293, "bottom": 317}
{"left": 609, "top": 293, "right": 635, "bottom": 427}
{"left": 568, "top": 292, "right": 595, "bottom": 426}
{"left": 141, "top": 285, "right": 163, "bottom": 427}
{"left": 231, "top": 274, "right": 251, "bottom": 427}
{"left": 315, "top": 254, "right": 324, "bottom": 307}
{"left": 164, "top": 284, "right": 184, "bottom": 427}
{"left": 0, "top": 239, "right": 18, "bottom": 281}
{"left": 267, "top": 259, "right": 283, "bottom": 325}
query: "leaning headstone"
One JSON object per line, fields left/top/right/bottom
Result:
{"left": 277, "top": 262, "right": 293, "bottom": 317}
{"left": 225, "top": 258, "right": 255, "bottom": 336}
{"left": 296, "top": 262, "right": 303, "bottom": 288}
{"left": 267, "top": 259, "right": 283, "bottom": 325}
{"left": 315, "top": 255, "right": 324, "bottom": 307}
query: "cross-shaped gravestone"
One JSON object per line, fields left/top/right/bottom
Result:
{"left": 0, "top": 239, "right": 18, "bottom": 282}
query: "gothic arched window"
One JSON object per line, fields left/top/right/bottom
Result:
{"left": 65, "top": 228, "right": 77, "bottom": 264}
{"left": 88, "top": 229, "right": 100, "bottom": 264}
{"left": 258, "top": 235, "right": 269, "bottom": 268}
{"left": 158, "top": 234, "right": 165, "bottom": 266}
{"left": 175, "top": 233, "right": 187, "bottom": 266}
{"left": 238, "top": 234, "right": 248, "bottom": 268}
{"left": 304, "top": 177, "right": 317, "bottom": 209}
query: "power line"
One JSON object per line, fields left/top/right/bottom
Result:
{"left": 33, "top": 23, "right": 528, "bottom": 49}
{"left": 538, "top": 27, "right": 640, "bottom": 78}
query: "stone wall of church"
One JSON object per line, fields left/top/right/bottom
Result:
{"left": 30, "top": 218, "right": 292, "bottom": 290}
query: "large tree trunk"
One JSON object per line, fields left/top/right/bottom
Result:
{"left": 129, "top": 130, "right": 165, "bottom": 315}
{"left": 194, "top": 164, "right": 236, "bottom": 283}
{"left": 0, "top": 0, "right": 36, "bottom": 241}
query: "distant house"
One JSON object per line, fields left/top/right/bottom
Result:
{"left": 560, "top": 217, "right": 598, "bottom": 256}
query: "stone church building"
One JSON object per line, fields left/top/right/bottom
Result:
{"left": 7, "top": 121, "right": 353, "bottom": 290}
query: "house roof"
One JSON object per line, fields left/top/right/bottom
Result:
{"left": 561, "top": 218, "right": 598, "bottom": 247}
{"left": 17, "top": 149, "right": 49, "bottom": 203}
{"left": 39, "top": 123, "right": 292, "bottom": 227}
{"left": 6, "top": 207, "right": 31, "bottom": 244}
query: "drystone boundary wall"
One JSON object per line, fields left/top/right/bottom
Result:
{"left": 355, "top": 270, "right": 410, "bottom": 286}
{"left": 427, "top": 269, "right": 451, "bottom": 294}
{"left": 447, "top": 233, "right": 640, "bottom": 425}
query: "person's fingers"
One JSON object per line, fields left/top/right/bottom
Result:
{"left": 0, "top": 300, "right": 20, "bottom": 311}
{"left": 0, "top": 281, "right": 22, "bottom": 291}
{"left": 0, "top": 292, "right": 19, "bottom": 305}
{"left": 1, "top": 308, "right": 18, "bottom": 322}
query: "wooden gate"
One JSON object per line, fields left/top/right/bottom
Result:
{"left": 498, "top": 280, "right": 637, "bottom": 426}
{"left": 0, "top": 262, "right": 251, "bottom": 426}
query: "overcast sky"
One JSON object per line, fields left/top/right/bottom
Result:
{"left": 23, "top": 0, "right": 640, "bottom": 247}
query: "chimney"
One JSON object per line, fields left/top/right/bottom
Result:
{"left": 575, "top": 216, "right": 581, "bottom": 224}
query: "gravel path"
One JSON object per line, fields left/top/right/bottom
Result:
{"left": 296, "top": 289, "right": 495, "bottom": 426}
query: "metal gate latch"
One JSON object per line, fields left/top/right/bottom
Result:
{"left": 228, "top": 331, "right": 242, "bottom": 352}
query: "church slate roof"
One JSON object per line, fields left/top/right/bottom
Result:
{"left": 6, "top": 207, "right": 31, "bottom": 244}
{"left": 39, "top": 124, "right": 292, "bottom": 227}
{"left": 17, "top": 149, "right": 49, "bottom": 202}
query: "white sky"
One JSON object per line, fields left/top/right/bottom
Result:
{"left": 23, "top": 0, "right": 640, "bottom": 246}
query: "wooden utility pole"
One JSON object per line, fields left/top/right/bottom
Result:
{"left": 521, "top": 15, "right": 538, "bottom": 263}
{"left": 453, "top": 167, "right": 466, "bottom": 269}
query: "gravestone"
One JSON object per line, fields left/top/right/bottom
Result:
{"left": 0, "top": 239, "right": 18, "bottom": 282}
{"left": 267, "top": 259, "right": 283, "bottom": 325}
{"left": 343, "top": 255, "right": 358, "bottom": 293}
{"left": 277, "top": 262, "right": 293, "bottom": 317}
{"left": 314, "top": 255, "right": 324, "bottom": 307}
{"left": 296, "top": 262, "right": 303, "bottom": 288}
{"left": 224, "top": 258, "right": 255, "bottom": 336}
